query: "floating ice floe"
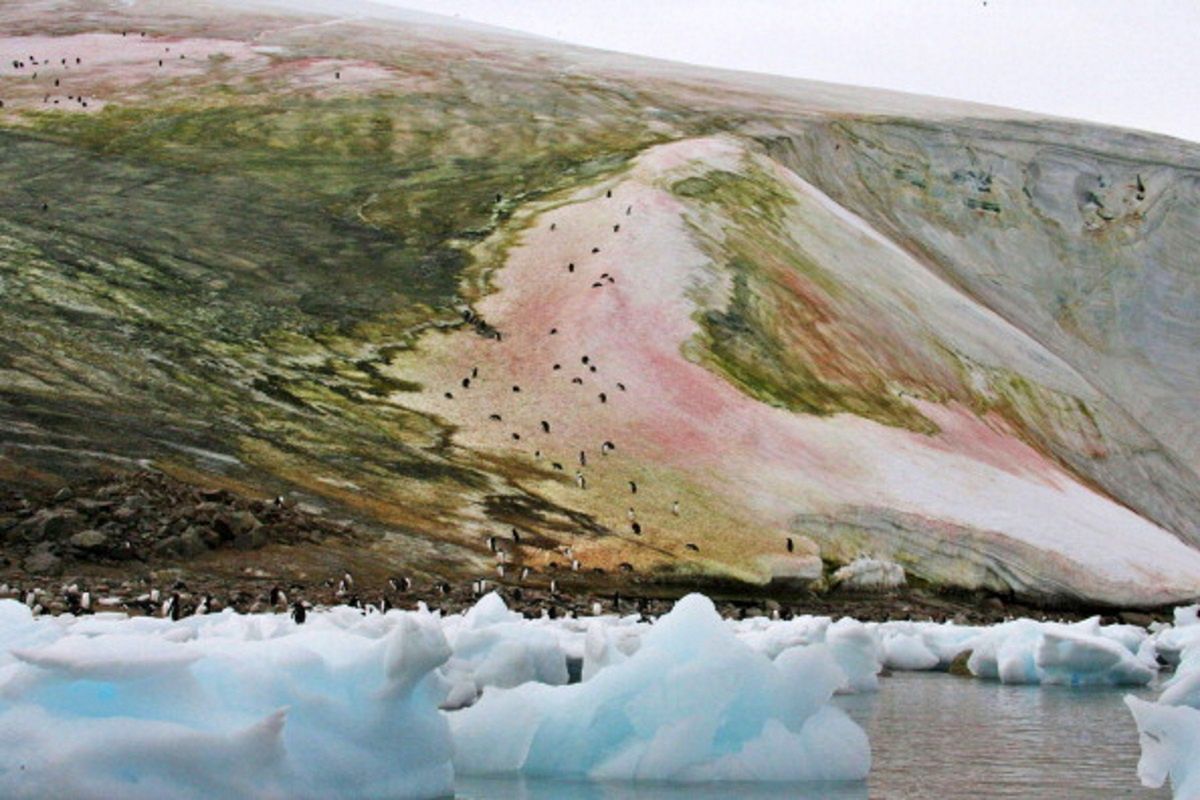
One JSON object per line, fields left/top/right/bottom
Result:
{"left": 448, "top": 594, "right": 871, "bottom": 783}
{"left": 438, "top": 592, "right": 569, "bottom": 708}
{"left": 0, "top": 600, "right": 454, "bottom": 800}
{"left": 965, "top": 617, "right": 1154, "bottom": 686}
{"left": 1125, "top": 605, "right": 1200, "bottom": 799}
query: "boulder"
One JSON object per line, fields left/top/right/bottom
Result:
{"left": 18, "top": 509, "right": 84, "bottom": 542}
{"left": 948, "top": 649, "right": 974, "bottom": 677}
{"left": 69, "top": 529, "right": 108, "bottom": 551}
{"left": 24, "top": 546, "right": 62, "bottom": 575}
{"left": 178, "top": 526, "right": 210, "bottom": 558}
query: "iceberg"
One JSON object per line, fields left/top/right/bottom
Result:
{"left": 967, "top": 618, "right": 1153, "bottom": 686}
{"left": 0, "top": 600, "right": 454, "bottom": 800}
{"left": 448, "top": 594, "right": 870, "bottom": 783}
{"left": 1125, "top": 696, "right": 1200, "bottom": 800}
{"left": 1126, "top": 605, "right": 1200, "bottom": 799}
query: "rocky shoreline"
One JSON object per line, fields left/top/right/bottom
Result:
{"left": 0, "top": 471, "right": 1179, "bottom": 626}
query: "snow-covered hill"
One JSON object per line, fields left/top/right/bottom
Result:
{"left": 1, "top": 0, "right": 1198, "bottom": 605}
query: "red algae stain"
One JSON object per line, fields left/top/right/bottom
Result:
{"left": 915, "top": 401, "right": 1066, "bottom": 490}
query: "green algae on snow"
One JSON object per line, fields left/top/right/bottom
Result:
{"left": 672, "top": 165, "right": 937, "bottom": 432}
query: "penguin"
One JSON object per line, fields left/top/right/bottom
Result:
{"left": 592, "top": 282, "right": 603, "bottom": 288}
{"left": 685, "top": 543, "right": 700, "bottom": 552}
{"left": 488, "top": 536, "right": 498, "bottom": 552}
{"left": 572, "top": 377, "right": 583, "bottom": 385}
{"left": 462, "top": 377, "right": 470, "bottom": 388}
{"left": 571, "top": 559, "right": 580, "bottom": 572}
{"left": 786, "top": 537, "right": 794, "bottom": 553}
{"left": 270, "top": 586, "right": 287, "bottom": 607}
{"left": 629, "top": 480, "right": 637, "bottom": 494}
{"left": 550, "top": 222, "right": 557, "bottom": 231}
{"left": 552, "top": 462, "right": 564, "bottom": 471}
{"left": 602, "top": 441, "right": 615, "bottom": 455}
{"left": 553, "top": 364, "right": 561, "bottom": 370}
{"left": 568, "top": 263, "right": 575, "bottom": 273}
{"left": 549, "top": 328, "right": 557, "bottom": 335}
{"left": 550, "top": 579, "right": 558, "bottom": 594}
{"left": 79, "top": 591, "right": 91, "bottom": 612}
{"left": 343, "top": 572, "right": 355, "bottom": 590}
{"left": 632, "top": 522, "right": 642, "bottom": 535}
{"left": 512, "top": 432, "right": 521, "bottom": 440}
{"left": 575, "top": 471, "right": 587, "bottom": 490}
{"left": 520, "top": 566, "right": 530, "bottom": 581}
{"left": 471, "top": 366, "right": 478, "bottom": 378}
{"left": 627, "top": 507, "right": 636, "bottom": 521}
{"left": 672, "top": 500, "right": 680, "bottom": 516}
{"left": 613, "top": 224, "right": 620, "bottom": 233}
{"left": 512, "top": 385, "right": 520, "bottom": 392}
{"left": 497, "top": 564, "right": 506, "bottom": 578}
{"left": 617, "top": 383, "right": 626, "bottom": 391}
{"left": 626, "top": 205, "right": 632, "bottom": 215}
{"left": 591, "top": 247, "right": 600, "bottom": 254}
{"left": 511, "top": 528, "right": 521, "bottom": 544}
{"left": 291, "top": 601, "right": 307, "bottom": 624}
{"left": 606, "top": 189, "right": 612, "bottom": 198}
{"left": 582, "top": 355, "right": 590, "bottom": 365}
{"left": 599, "top": 393, "right": 607, "bottom": 403}
{"left": 164, "top": 592, "right": 182, "bottom": 621}
{"left": 579, "top": 450, "right": 587, "bottom": 466}
{"left": 489, "top": 413, "right": 502, "bottom": 421}
{"left": 541, "top": 420, "right": 550, "bottom": 433}
{"left": 444, "top": 392, "right": 454, "bottom": 399}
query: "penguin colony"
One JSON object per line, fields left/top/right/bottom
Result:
{"left": 0, "top": 51, "right": 809, "bottom": 612}
{"left": 0, "top": 33, "right": 198, "bottom": 119}
{"left": 439, "top": 185, "right": 724, "bottom": 594}
{"left": 439, "top": 187, "right": 799, "bottom": 596}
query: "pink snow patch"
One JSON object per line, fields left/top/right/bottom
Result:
{"left": 0, "top": 33, "right": 266, "bottom": 114}
{"left": 269, "top": 57, "right": 435, "bottom": 95}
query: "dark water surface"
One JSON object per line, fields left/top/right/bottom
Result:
{"left": 456, "top": 671, "right": 1167, "bottom": 799}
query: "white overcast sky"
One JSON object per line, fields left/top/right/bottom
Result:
{"left": 367, "top": 0, "right": 1200, "bottom": 143}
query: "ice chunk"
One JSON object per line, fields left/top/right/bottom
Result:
{"left": 1160, "top": 670, "right": 1200, "bottom": 710}
{"left": 1036, "top": 629, "right": 1153, "bottom": 687}
{"left": 440, "top": 593, "right": 568, "bottom": 702}
{"left": 1126, "top": 695, "right": 1200, "bottom": 799}
{"left": 966, "top": 618, "right": 1153, "bottom": 686}
{"left": 1174, "top": 604, "right": 1199, "bottom": 628}
{"left": 0, "top": 605, "right": 455, "bottom": 800}
{"left": 448, "top": 594, "right": 869, "bottom": 783}
{"left": 826, "top": 618, "right": 882, "bottom": 692}
{"left": 831, "top": 558, "right": 905, "bottom": 591}
{"left": 880, "top": 631, "right": 939, "bottom": 672}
